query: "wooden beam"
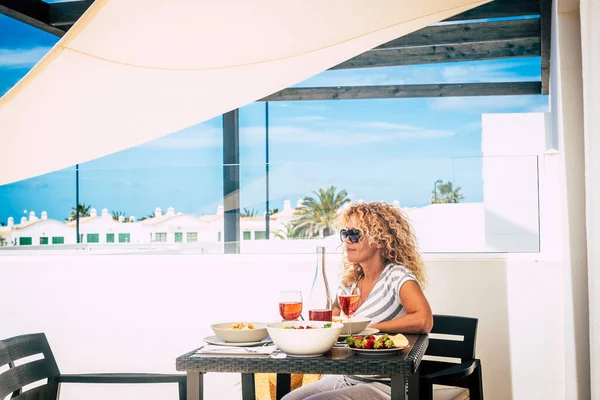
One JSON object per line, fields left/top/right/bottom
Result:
{"left": 445, "top": 0, "right": 541, "bottom": 21}
{"left": 377, "top": 18, "right": 540, "bottom": 49}
{"left": 48, "top": 0, "right": 93, "bottom": 27}
{"left": 0, "top": 0, "right": 65, "bottom": 36}
{"left": 332, "top": 38, "right": 540, "bottom": 70}
{"left": 261, "top": 82, "right": 542, "bottom": 101}
{"left": 540, "top": 0, "right": 552, "bottom": 95}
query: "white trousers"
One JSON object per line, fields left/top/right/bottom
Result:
{"left": 280, "top": 375, "right": 391, "bottom": 400}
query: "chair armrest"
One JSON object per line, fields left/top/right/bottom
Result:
{"left": 56, "top": 373, "right": 186, "bottom": 384}
{"left": 421, "top": 360, "right": 478, "bottom": 382}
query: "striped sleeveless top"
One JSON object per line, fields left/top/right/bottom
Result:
{"left": 351, "top": 263, "right": 418, "bottom": 324}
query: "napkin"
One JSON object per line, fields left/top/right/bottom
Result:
{"left": 193, "top": 345, "right": 286, "bottom": 358}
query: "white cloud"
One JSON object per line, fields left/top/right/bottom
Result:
{"left": 459, "top": 121, "right": 483, "bottom": 132}
{"left": 286, "top": 115, "right": 325, "bottom": 122}
{"left": 141, "top": 127, "right": 221, "bottom": 149}
{"left": 429, "top": 95, "right": 548, "bottom": 113}
{"left": 357, "top": 121, "right": 423, "bottom": 131}
{"left": 439, "top": 61, "right": 538, "bottom": 83}
{"left": 0, "top": 47, "right": 52, "bottom": 68}
{"left": 240, "top": 123, "right": 454, "bottom": 146}
{"left": 295, "top": 59, "right": 540, "bottom": 88}
{"left": 142, "top": 120, "right": 455, "bottom": 150}
{"left": 298, "top": 71, "right": 402, "bottom": 87}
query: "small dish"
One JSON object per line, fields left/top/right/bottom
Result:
{"left": 203, "top": 335, "right": 273, "bottom": 347}
{"left": 338, "top": 327, "right": 380, "bottom": 338}
{"left": 346, "top": 346, "right": 408, "bottom": 356}
{"left": 211, "top": 322, "right": 269, "bottom": 343}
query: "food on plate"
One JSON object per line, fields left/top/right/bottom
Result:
{"left": 346, "top": 333, "right": 409, "bottom": 349}
{"left": 228, "top": 322, "right": 255, "bottom": 330}
{"left": 284, "top": 323, "right": 333, "bottom": 329}
{"left": 332, "top": 317, "right": 344, "bottom": 323}
{"left": 391, "top": 333, "right": 409, "bottom": 349}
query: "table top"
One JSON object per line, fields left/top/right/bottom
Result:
{"left": 176, "top": 334, "right": 428, "bottom": 376}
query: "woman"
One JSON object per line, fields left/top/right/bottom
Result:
{"left": 282, "top": 201, "right": 432, "bottom": 400}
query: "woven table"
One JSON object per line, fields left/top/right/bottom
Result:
{"left": 176, "top": 334, "right": 428, "bottom": 400}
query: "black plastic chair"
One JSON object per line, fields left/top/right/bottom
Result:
{"left": 419, "top": 315, "right": 483, "bottom": 400}
{"left": 0, "top": 333, "right": 187, "bottom": 400}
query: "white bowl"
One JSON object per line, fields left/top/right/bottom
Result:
{"left": 211, "top": 322, "right": 269, "bottom": 343}
{"left": 266, "top": 321, "right": 344, "bottom": 357}
{"left": 332, "top": 317, "right": 371, "bottom": 336}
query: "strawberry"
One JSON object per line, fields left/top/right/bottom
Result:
{"left": 365, "top": 337, "right": 375, "bottom": 349}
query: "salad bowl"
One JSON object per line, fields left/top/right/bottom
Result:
{"left": 266, "top": 321, "right": 343, "bottom": 357}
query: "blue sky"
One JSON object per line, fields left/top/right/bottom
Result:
{"left": 0, "top": 13, "right": 548, "bottom": 222}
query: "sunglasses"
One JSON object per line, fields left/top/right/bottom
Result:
{"left": 340, "top": 228, "right": 362, "bottom": 243}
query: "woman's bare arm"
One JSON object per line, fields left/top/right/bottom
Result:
{"left": 369, "top": 281, "right": 433, "bottom": 334}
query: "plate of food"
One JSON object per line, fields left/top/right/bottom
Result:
{"left": 210, "top": 322, "right": 269, "bottom": 344}
{"left": 345, "top": 333, "right": 409, "bottom": 356}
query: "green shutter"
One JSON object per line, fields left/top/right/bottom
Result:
{"left": 255, "top": 231, "right": 266, "bottom": 240}
{"left": 186, "top": 232, "right": 198, "bottom": 242}
{"left": 243, "top": 231, "right": 251, "bottom": 240}
{"left": 175, "top": 232, "right": 183, "bottom": 243}
{"left": 52, "top": 237, "right": 64, "bottom": 244}
{"left": 87, "top": 233, "right": 99, "bottom": 243}
{"left": 118, "top": 233, "right": 130, "bottom": 243}
{"left": 218, "top": 232, "right": 222, "bottom": 242}
{"left": 40, "top": 237, "right": 49, "bottom": 245}
{"left": 19, "top": 237, "right": 32, "bottom": 246}
{"left": 106, "top": 233, "right": 115, "bottom": 243}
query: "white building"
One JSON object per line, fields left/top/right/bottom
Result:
{"left": 7, "top": 211, "right": 73, "bottom": 246}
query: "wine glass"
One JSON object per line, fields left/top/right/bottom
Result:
{"left": 338, "top": 286, "right": 361, "bottom": 336}
{"left": 279, "top": 290, "right": 303, "bottom": 321}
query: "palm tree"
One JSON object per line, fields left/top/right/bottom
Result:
{"left": 66, "top": 203, "right": 91, "bottom": 221}
{"left": 431, "top": 181, "right": 464, "bottom": 204}
{"left": 269, "top": 208, "right": 279, "bottom": 216}
{"left": 240, "top": 207, "right": 258, "bottom": 218}
{"left": 0, "top": 222, "right": 5, "bottom": 227}
{"left": 111, "top": 210, "right": 126, "bottom": 222}
{"left": 274, "top": 223, "right": 302, "bottom": 240}
{"left": 138, "top": 212, "right": 155, "bottom": 221}
{"left": 288, "top": 186, "right": 351, "bottom": 238}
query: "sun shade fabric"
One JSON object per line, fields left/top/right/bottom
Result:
{"left": 0, "top": 0, "right": 489, "bottom": 185}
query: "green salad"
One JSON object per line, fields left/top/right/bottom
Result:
{"left": 346, "top": 334, "right": 395, "bottom": 349}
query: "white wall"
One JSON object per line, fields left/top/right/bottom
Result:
{"left": 579, "top": 0, "right": 600, "bottom": 396}
{"left": 0, "top": 254, "right": 565, "bottom": 400}
{"left": 552, "top": 0, "right": 591, "bottom": 398}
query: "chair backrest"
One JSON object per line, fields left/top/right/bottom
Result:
{"left": 426, "top": 315, "right": 478, "bottom": 362}
{"left": 0, "top": 333, "right": 61, "bottom": 400}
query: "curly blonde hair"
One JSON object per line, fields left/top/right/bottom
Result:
{"left": 338, "top": 201, "right": 426, "bottom": 287}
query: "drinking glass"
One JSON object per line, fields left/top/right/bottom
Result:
{"left": 338, "top": 286, "right": 361, "bottom": 335}
{"left": 279, "top": 290, "right": 303, "bottom": 321}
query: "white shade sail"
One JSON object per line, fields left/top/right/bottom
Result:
{"left": 0, "top": 0, "right": 489, "bottom": 185}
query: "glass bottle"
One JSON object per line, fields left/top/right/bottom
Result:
{"left": 308, "top": 246, "right": 333, "bottom": 321}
